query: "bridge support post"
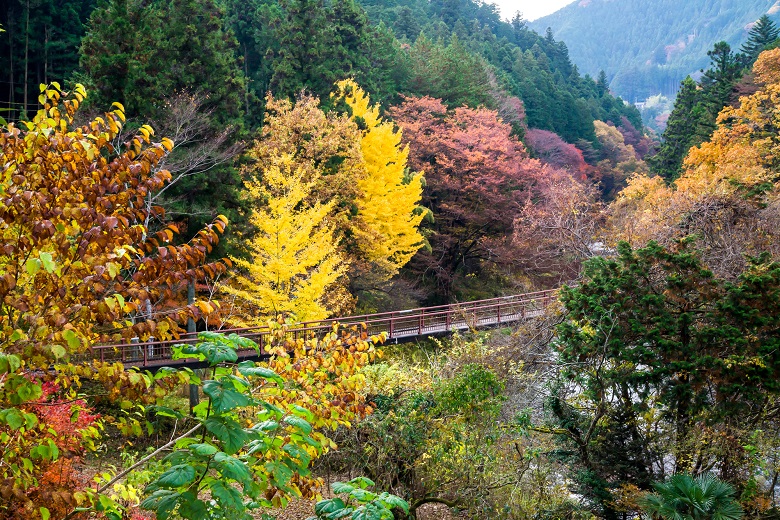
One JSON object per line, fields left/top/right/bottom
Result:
{"left": 187, "top": 280, "right": 199, "bottom": 414}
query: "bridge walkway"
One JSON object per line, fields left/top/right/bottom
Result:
{"left": 86, "top": 289, "right": 557, "bottom": 369}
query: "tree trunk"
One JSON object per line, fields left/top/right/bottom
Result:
{"left": 7, "top": 12, "right": 14, "bottom": 115}
{"left": 44, "top": 23, "right": 48, "bottom": 85}
{"left": 187, "top": 279, "right": 199, "bottom": 413}
{"left": 23, "top": 0, "right": 29, "bottom": 116}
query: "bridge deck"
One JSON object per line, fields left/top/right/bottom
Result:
{"left": 85, "top": 289, "right": 557, "bottom": 369}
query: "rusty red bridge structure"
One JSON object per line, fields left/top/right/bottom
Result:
{"left": 88, "top": 289, "right": 558, "bottom": 369}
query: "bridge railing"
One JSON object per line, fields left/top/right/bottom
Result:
{"left": 84, "top": 289, "right": 558, "bottom": 367}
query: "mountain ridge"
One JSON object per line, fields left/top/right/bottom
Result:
{"left": 530, "top": 0, "right": 779, "bottom": 101}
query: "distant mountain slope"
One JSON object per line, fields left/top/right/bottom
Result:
{"left": 356, "top": 0, "right": 643, "bottom": 143}
{"left": 530, "top": 0, "right": 779, "bottom": 101}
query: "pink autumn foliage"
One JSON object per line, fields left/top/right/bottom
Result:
{"left": 525, "top": 128, "right": 588, "bottom": 177}
{"left": 389, "top": 95, "right": 546, "bottom": 296}
{"left": 616, "top": 116, "right": 654, "bottom": 158}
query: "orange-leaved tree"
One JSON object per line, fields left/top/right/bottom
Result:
{"left": 0, "top": 83, "right": 228, "bottom": 519}
{"left": 610, "top": 47, "right": 780, "bottom": 277}
{"left": 0, "top": 83, "right": 229, "bottom": 366}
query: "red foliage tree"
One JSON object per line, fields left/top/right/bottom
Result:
{"left": 617, "top": 116, "right": 654, "bottom": 158}
{"left": 389, "top": 96, "right": 544, "bottom": 300}
{"left": 3, "top": 381, "right": 100, "bottom": 518}
{"left": 525, "top": 128, "right": 588, "bottom": 177}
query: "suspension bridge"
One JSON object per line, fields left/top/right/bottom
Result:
{"left": 88, "top": 289, "right": 558, "bottom": 369}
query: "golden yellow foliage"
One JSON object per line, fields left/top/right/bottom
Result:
{"left": 251, "top": 94, "right": 364, "bottom": 233}
{"left": 228, "top": 83, "right": 426, "bottom": 323}
{"left": 593, "top": 120, "right": 638, "bottom": 164}
{"left": 225, "top": 154, "right": 347, "bottom": 324}
{"left": 610, "top": 172, "right": 674, "bottom": 244}
{"left": 679, "top": 139, "right": 769, "bottom": 196}
{"left": 679, "top": 47, "right": 780, "bottom": 195}
{"left": 333, "top": 80, "right": 425, "bottom": 277}
{"left": 753, "top": 47, "right": 780, "bottom": 85}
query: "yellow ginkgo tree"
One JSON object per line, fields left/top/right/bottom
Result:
{"left": 334, "top": 79, "right": 425, "bottom": 279}
{"left": 224, "top": 154, "right": 347, "bottom": 323}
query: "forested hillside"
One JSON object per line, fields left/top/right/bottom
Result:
{"left": 2, "top": 0, "right": 780, "bottom": 519}
{"left": 531, "top": 0, "right": 778, "bottom": 101}
{"left": 1, "top": 0, "right": 642, "bottom": 141}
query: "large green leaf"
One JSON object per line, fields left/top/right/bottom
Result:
{"left": 283, "top": 415, "right": 312, "bottom": 435}
{"left": 226, "top": 333, "right": 259, "bottom": 351}
{"left": 25, "top": 258, "right": 41, "bottom": 276}
{"left": 171, "top": 344, "right": 205, "bottom": 361}
{"left": 290, "top": 404, "right": 315, "bottom": 422}
{"left": 156, "top": 464, "right": 196, "bottom": 488}
{"left": 237, "top": 362, "right": 284, "bottom": 384}
{"left": 348, "top": 488, "right": 377, "bottom": 503}
{"left": 203, "top": 380, "right": 252, "bottom": 414}
{"left": 251, "top": 420, "right": 280, "bottom": 434}
{"left": 188, "top": 443, "right": 218, "bottom": 456}
{"left": 198, "top": 341, "right": 239, "bottom": 365}
{"left": 204, "top": 416, "right": 250, "bottom": 455}
{"left": 313, "top": 497, "right": 351, "bottom": 518}
{"left": 39, "top": 252, "right": 56, "bottom": 273}
{"left": 377, "top": 493, "right": 410, "bottom": 513}
{"left": 197, "top": 331, "right": 256, "bottom": 355}
{"left": 213, "top": 451, "right": 251, "bottom": 485}
{"left": 177, "top": 491, "right": 209, "bottom": 520}
{"left": 0, "top": 354, "right": 20, "bottom": 374}
{"left": 140, "top": 489, "right": 181, "bottom": 519}
{"left": 0, "top": 408, "right": 24, "bottom": 430}
{"left": 210, "top": 480, "right": 244, "bottom": 511}
{"left": 61, "top": 329, "right": 79, "bottom": 351}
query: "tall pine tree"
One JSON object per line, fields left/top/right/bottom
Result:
{"left": 648, "top": 76, "right": 701, "bottom": 181}
{"left": 741, "top": 15, "right": 780, "bottom": 62}
{"left": 80, "top": 0, "right": 247, "bottom": 247}
{"left": 81, "top": 0, "right": 245, "bottom": 124}
{"left": 270, "top": 0, "right": 332, "bottom": 100}
{"left": 0, "top": 0, "right": 95, "bottom": 119}
{"left": 650, "top": 42, "right": 742, "bottom": 182}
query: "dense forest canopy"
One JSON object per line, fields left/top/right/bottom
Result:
{"left": 0, "top": 0, "right": 642, "bottom": 138}
{"left": 0, "top": 0, "right": 656, "bottom": 305}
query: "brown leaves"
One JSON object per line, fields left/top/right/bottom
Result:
{"left": 0, "top": 86, "right": 228, "bottom": 366}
